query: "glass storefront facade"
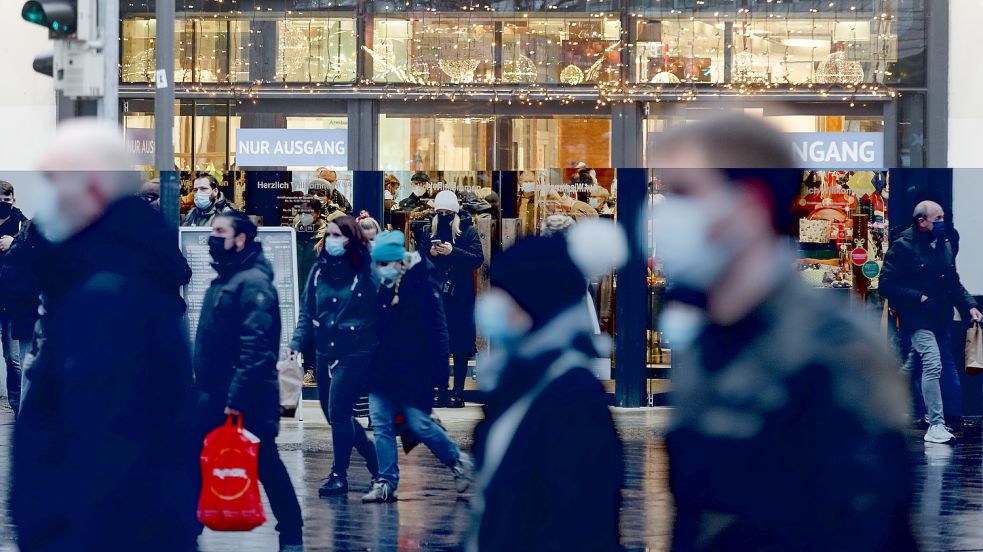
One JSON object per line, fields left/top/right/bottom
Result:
{"left": 119, "top": 0, "right": 932, "bottom": 405}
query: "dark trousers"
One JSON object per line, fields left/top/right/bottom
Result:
{"left": 1, "top": 318, "right": 22, "bottom": 413}
{"left": 451, "top": 353, "right": 471, "bottom": 394}
{"left": 257, "top": 436, "right": 304, "bottom": 546}
{"left": 317, "top": 355, "right": 378, "bottom": 479}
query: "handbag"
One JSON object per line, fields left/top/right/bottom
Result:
{"left": 277, "top": 352, "right": 304, "bottom": 418}
{"left": 966, "top": 323, "right": 983, "bottom": 376}
{"left": 197, "top": 416, "right": 266, "bottom": 532}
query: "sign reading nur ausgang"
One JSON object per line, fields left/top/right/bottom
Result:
{"left": 790, "top": 132, "right": 884, "bottom": 169}
{"left": 236, "top": 128, "right": 347, "bottom": 167}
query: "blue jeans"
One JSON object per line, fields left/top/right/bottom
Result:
{"left": 369, "top": 393, "right": 460, "bottom": 489}
{"left": 1, "top": 319, "right": 22, "bottom": 413}
{"left": 317, "top": 355, "right": 378, "bottom": 479}
{"left": 902, "top": 328, "right": 961, "bottom": 426}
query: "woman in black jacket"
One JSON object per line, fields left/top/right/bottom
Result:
{"left": 419, "top": 190, "right": 485, "bottom": 407}
{"left": 289, "top": 215, "right": 379, "bottom": 496}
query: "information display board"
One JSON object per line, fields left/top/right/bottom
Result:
{"left": 179, "top": 227, "right": 301, "bottom": 360}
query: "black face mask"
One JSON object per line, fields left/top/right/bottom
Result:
{"left": 438, "top": 213, "right": 454, "bottom": 226}
{"left": 0, "top": 202, "right": 12, "bottom": 219}
{"left": 208, "top": 235, "right": 236, "bottom": 264}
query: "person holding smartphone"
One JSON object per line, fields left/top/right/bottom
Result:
{"left": 420, "top": 191, "right": 485, "bottom": 408}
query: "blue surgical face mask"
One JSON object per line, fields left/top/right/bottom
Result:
{"left": 194, "top": 191, "right": 212, "bottom": 210}
{"left": 376, "top": 264, "right": 401, "bottom": 287}
{"left": 323, "top": 236, "right": 347, "bottom": 257}
{"left": 475, "top": 293, "right": 526, "bottom": 349}
{"left": 931, "top": 220, "right": 946, "bottom": 241}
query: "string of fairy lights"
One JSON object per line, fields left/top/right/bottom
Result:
{"left": 118, "top": 0, "right": 906, "bottom": 107}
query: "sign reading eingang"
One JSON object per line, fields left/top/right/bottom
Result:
{"left": 789, "top": 132, "right": 884, "bottom": 169}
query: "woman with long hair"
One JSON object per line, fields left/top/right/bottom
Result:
{"left": 289, "top": 215, "right": 379, "bottom": 496}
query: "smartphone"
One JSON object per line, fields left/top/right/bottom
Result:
{"left": 432, "top": 239, "right": 444, "bottom": 245}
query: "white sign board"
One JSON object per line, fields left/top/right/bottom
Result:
{"left": 789, "top": 132, "right": 884, "bottom": 169}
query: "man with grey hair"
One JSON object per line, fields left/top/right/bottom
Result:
{"left": 12, "top": 119, "right": 199, "bottom": 550}
{"left": 881, "top": 199, "right": 982, "bottom": 444}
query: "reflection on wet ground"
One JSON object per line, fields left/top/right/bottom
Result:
{"left": 0, "top": 405, "right": 979, "bottom": 551}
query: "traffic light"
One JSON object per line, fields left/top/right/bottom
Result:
{"left": 21, "top": 0, "right": 77, "bottom": 37}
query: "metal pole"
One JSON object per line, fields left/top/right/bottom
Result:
{"left": 155, "top": 0, "right": 178, "bottom": 231}
{"left": 98, "top": 0, "right": 119, "bottom": 122}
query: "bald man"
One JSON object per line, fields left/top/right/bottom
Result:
{"left": 881, "top": 200, "right": 982, "bottom": 445}
{"left": 12, "top": 119, "right": 199, "bottom": 551}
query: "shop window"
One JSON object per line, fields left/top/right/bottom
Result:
{"left": 276, "top": 19, "right": 357, "bottom": 82}
{"left": 379, "top": 115, "right": 493, "bottom": 171}
{"left": 121, "top": 18, "right": 194, "bottom": 83}
{"left": 367, "top": 16, "right": 496, "bottom": 84}
{"left": 122, "top": 99, "right": 192, "bottom": 171}
{"left": 510, "top": 117, "right": 612, "bottom": 170}
{"left": 502, "top": 16, "right": 621, "bottom": 85}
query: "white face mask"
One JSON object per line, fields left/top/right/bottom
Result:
{"left": 588, "top": 198, "right": 600, "bottom": 208}
{"left": 34, "top": 179, "right": 76, "bottom": 243}
{"left": 413, "top": 185, "right": 426, "bottom": 197}
{"left": 298, "top": 213, "right": 314, "bottom": 226}
{"left": 652, "top": 190, "right": 742, "bottom": 291}
{"left": 520, "top": 183, "right": 536, "bottom": 193}
{"left": 659, "top": 305, "right": 707, "bottom": 350}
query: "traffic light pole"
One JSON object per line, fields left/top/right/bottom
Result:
{"left": 155, "top": 0, "right": 179, "bottom": 232}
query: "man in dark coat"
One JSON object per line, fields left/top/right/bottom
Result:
{"left": 12, "top": 118, "right": 199, "bottom": 551}
{"left": 182, "top": 173, "right": 239, "bottom": 227}
{"left": 361, "top": 230, "right": 473, "bottom": 503}
{"left": 880, "top": 200, "right": 982, "bottom": 443}
{"left": 468, "top": 220, "right": 627, "bottom": 552}
{"left": 194, "top": 212, "right": 304, "bottom": 552}
{"left": 650, "top": 115, "right": 917, "bottom": 552}
{"left": 0, "top": 180, "right": 29, "bottom": 411}
{"left": 419, "top": 190, "right": 486, "bottom": 407}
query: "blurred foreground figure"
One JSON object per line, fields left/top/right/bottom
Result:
{"left": 12, "top": 119, "right": 199, "bottom": 551}
{"left": 468, "top": 219, "right": 627, "bottom": 551}
{"left": 651, "top": 115, "right": 916, "bottom": 552}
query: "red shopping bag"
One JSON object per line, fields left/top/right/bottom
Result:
{"left": 197, "top": 415, "right": 267, "bottom": 532}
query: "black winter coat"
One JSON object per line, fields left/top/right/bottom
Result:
{"left": 0, "top": 219, "right": 49, "bottom": 340}
{"left": 181, "top": 193, "right": 238, "bottom": 227}
{"left": 195, "top": 245, "right": 282, "bottom": 440}
{"left": 290, "top": 251, "right": 379, "bottom": 365}
{"left": 880, "top": 227, "right": 978, "bottom": 333}
{"left": 373, "top": 256, "right": 450, "bottom": 412}
{"left": 12, "top": 197, "right": 199, "bottom": 552}
{"left": 419, "top": 211, "right": 484, "bottom": 355}
{"left": 472, "top": 308, "right": 622, "bottom": 552}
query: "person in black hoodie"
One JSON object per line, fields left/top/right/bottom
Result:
{"left": 12, "top": 119, "right": 198, "bottom": 551}
{"left": 195, "top": 212, "right": 304, "bottom": 552}
{"left": 362, "top": 230, "right": 474, "bottom": 503}
{"left": 288, "top": 215, "right": 379, "bottom": 497}
{"left": 0, "top": 180, "right": 28, "bottom": 412}
{"left": 419, "top": 190, "right": 485, "bottom": 408}
{"left": 467, "top": 220, "right": 626, "bottom": 552}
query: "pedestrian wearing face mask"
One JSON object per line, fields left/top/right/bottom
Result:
{"left": 358, "top": 216, "right": 382, "bottom": 242}
{"left": 294, "top": 193, "right": 328, "bottom": 284}
{"left": 362, "top": 230, "right": 474, "bottom": 503}
{"left": 420, "top": 190, "right": 486, "bottom": 408}
{"left": 880, "top": 200, "right": 982, "bottom": 444}
{"left": 313, "top": 168, "right": 353, "bottom": 216}
{"left": 398, "top": 172, "right": 432, "bottom": 211}
{"left": 468, "top": 220, "right": 627, "bottom": 552}
{"left": 0, "top": 181, "right": 28, "bottom": 412}
{"left": 650, "top": 114, "right": 916, "bottom": 552}
{"left": 14, "top": 119, "right": 199, "bottom": 550}
{"left": 194, "top": 212, "right": 304, "bottom": 552}
{"left": 182, "top": 173, "right": 238, "bottom": 227}
{"left": 288, "top": 216, "right": 380, "bottom": 497}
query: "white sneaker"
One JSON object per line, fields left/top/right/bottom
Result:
{"left": 924, "top": 424, "right": 955, "bottom": 444}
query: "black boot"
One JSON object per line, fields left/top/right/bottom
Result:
{"left": 318, "top": 472, "right": 348, "bottom": 497}
{"left": 448, "top": 393, "right": 465, "bottom": 408}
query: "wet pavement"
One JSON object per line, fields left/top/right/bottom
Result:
{"left": 0, "top": 402, "right": 979, "bottom": 551}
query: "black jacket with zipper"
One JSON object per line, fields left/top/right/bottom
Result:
{"left": 880, "top": 227, "right": 978, "bottom": 333}
{"left": 194, "top": 244, "right": 282, "bottom": 440}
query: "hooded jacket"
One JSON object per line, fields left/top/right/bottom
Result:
{"left": 418, "top": 210, "right": 485, "bottom": 355}
{"left": 181, "top": 192, "right": 238, "bottom": 227}
{"left": 470, "top": 306, "right": 622, "bottom": 552}
{"left": 194, "top": 244, "right": 282, "bottom": 440}
{"left": 0, "top": 205, "right": 27, "bottom": 263}
{"left": 880, "top": 227, "right": 977, "bottom": 333}
{"left": 12, "top": 197, "right": 199, "bottom": 551}
{"left": 372, "top": 253, "right": 450, "bottom": 412}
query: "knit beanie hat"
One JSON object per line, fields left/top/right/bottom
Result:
{"left": 371, "top": 230, "right": 406, "bottom": 263}
{"left": 489, "top": 219, "right": 628, "bottom": 329}
{"left": 434, "top": 190, "right": 460, "bottom": 212}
